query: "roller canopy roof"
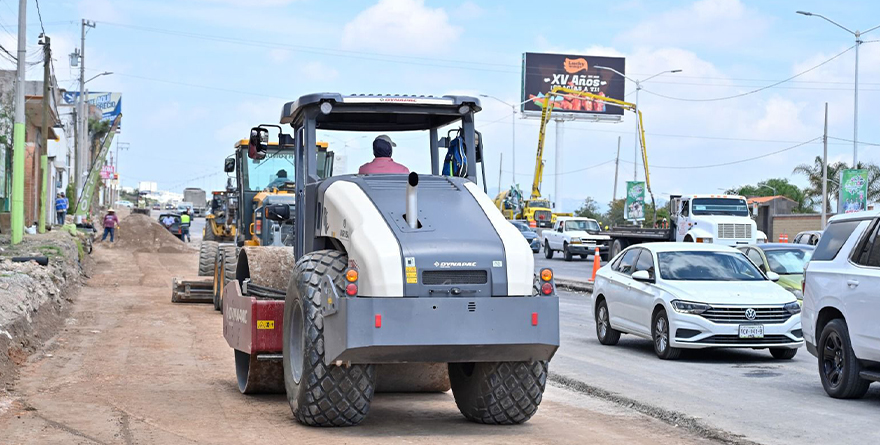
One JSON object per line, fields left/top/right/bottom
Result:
{"left": 280, "top": 93, "right": 482, "bottom": 132}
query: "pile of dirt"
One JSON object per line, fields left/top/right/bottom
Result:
{"left": 0, "top": 230, "right": 85, "bottom": 389}
{"left": 114, "top": 214, "right": 190, "bottom": 253}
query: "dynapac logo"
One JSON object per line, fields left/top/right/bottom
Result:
{"left": 227, "top": 307, "right": 248, "bottom": 325}
{"left": 434, "top": 261, "right": 477, "bottom": 268}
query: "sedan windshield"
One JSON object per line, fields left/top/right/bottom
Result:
{"left": 564, "top": 220, "right": 600, "bottom": 231}
{"left": 691, "top": 198, "right": 749, "bottom": 217}
{"left": 658, "top": 251, "right": 764, "bottom": 281}
{"left": 512, "top": 222, "right": 532, "bottom": 233}
{"left": 764, "top": 249, "right": 812, "bottom": 274}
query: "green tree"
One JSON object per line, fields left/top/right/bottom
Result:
{"left": 575, "top": 197, "right": 603, "bottom": 222}
{"left": 605, "top": 199, "right": 625, "bottom": 228}
{"left": 792, "top": 158, "right": 880, "bottom": 213}
{"left": 726, "top": 178, "right": 814, "bottom": 213}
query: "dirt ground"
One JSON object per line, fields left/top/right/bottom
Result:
{"left": 0, "top": 242, "right": 720, "bottom": 445}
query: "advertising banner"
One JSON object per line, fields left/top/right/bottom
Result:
{"left": 62, "top": 91, "right": 122, "bottom": 125}
{"left": 625, "top": 181, "right": 646, "bottom": 221}
{"left": 839, "top": 169, "right": 868, "bottom": 213}
{"left": 521, "top": 52, "right": 626, "bottom": 116}
{"left": 100, "top": 165, "right": 114, "bottom": 180}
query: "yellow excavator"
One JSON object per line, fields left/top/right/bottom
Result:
{"left": 533, "top": 86, "right": 653, "bottom": 219}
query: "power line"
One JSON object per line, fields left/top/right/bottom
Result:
{"left": 619, "top": 137, "right": 822, "bottom": 169}
{"left": 639, "top": 46, "right": 855, "bottom": 102}
{"left": 33, "top": 0, "right": 45, "bottom": 34}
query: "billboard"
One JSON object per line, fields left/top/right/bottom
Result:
{"left": 839, "top": 169, "right": 868, "bottom": 213}
{"left": 522, "top": 52, "right": 626, "bottom": 116}
{"left": 625, "top": 181, "right": 646, "bottom": 221}
{"left": 138, "top": 181, "right": 158, "bottom": 193}
{"left": 62, "top": 91, "right": 122, "bottom": 124}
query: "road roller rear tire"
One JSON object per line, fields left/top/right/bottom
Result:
{"left": 449, "top": 361, "right": 548, "bottom": 425}
{"left": 283, "top": 249, "right": 376, "bottom": 427}
{"left": 214, "top": 245, "right": 236, "bottom": 312}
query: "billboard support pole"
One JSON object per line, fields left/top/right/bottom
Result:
{"left": 554, "top": 118, "right": 564, "bottom": 212}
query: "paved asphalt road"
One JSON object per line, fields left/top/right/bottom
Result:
{"left": 534, "top": 252, "right": 607, "bottom": 282}
{"left": 551, "top": 289, "right": 880, "bottom": 445}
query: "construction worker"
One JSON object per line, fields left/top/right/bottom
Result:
{"left": 180, "top": 209, "right": 192, "bottom": 242}
{"left": 55, "top": 192, "right": 68, "bottom": 225}
{"left": 266, "top": 169, "right": 292, "bottom": 190}
{"left": 358, "top": 135, "right": 409, "bottom": 174}
{"left": 101, "top": 209, "right": 120, "bottom": 243}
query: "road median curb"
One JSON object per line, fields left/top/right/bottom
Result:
{"left": 555, "top": 278, "right": 593, "bottom": 294}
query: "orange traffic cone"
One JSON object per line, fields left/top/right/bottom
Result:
{"left": 589, "top": 246, "right": 601, "bottom": 282}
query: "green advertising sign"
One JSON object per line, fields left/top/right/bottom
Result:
{"left": 625, "top": 181, "right": 646, "bottom": 221}
{"left": 839, "top": 169, "right": 868, "bottom": 214}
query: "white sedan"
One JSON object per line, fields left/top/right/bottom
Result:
{"left": 591, "top": 243, "right": 803, "bottom": 360}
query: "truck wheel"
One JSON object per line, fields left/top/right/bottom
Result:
{"left": 683, "top": 235, "right": 694, "bottom": 242}
{"left": 203, "top": 225, "right": 216, "bottom": 241}
{"left": 610, "top": 239, "right": 628, "bottom": 258}
{"left": 198, "top": 241, "right": 218, "bottom": 276}
{"left": 600, "top": 252, "right": 610, "bottom": 262}
{"left": 449, "top": 361, "right": 547, "bottom": 425}
{"left": 563, "top": 243, "right": 573, "bottom": 261}
{"left": 544, "top": 241, "right": 553, "bottom": 259}
{"left": 818, "top": 319, "right": 870, "bottom": 399}
{"left": 214, "top": 245, "right": 236, "bottom": 312}
{"left": 283, "top": 249, "right": 376, "bottom": 427}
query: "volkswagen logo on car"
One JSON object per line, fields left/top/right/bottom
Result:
{"left": 745, "top": 308, "right": 757, "bottom": 320}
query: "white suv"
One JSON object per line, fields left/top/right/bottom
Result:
{"left": 803, "top": 212, "right": 880, "bottom": 398}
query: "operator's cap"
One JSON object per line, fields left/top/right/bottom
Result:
{"left": 375, "top": 134, "right": 396, "bottom": 147}
{"left": 108, "top": 208, "right": 115, "bottom": 212}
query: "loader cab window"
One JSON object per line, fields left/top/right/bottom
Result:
{"left": 243, "top": 151, "right": 296, "bottom": 191}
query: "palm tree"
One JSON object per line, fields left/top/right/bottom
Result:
{"left": 793, "top": 156, "right": 846, "bottom": 213}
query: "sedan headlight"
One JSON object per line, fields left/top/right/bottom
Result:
{"left": 788, "top": 288, "right": 803, "bottom": 301}
{"left": 671, "top": 300, "right": 711, "bottom": 315}
{"left": 784, "top": 301, "right": 801, "bottom": 315}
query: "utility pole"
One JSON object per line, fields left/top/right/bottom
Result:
{"left": 38, "top": 34, "right": 51, "bottom": 233}
{"left": 822, "top": 103, "right": 829, "bottom": 229}
{"left": 497, "top": 152, "right": 502, "bottom": 194}
{"left": 612, "top": 136, "right": 621, "bottom": 201}
{"left": 9, "top": 0, "right": 26, "bottom": 244}
{"left": 75, "top": 19, "right": 95, "bottom": 209}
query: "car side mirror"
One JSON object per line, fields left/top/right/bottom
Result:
{"left": 632, "top": 270, "right": 654, "bottom": 283}
{"left": 224, "top": 158, "right": 235, "bottom": 173}
{"left": 248, "top": 127, "right": 269, "bottom": 160}
{"left": 265, "top": 204, "right": 290, "bottom": 222}
{"left": 766, "top": 271, "right": 780, "bottom": 282}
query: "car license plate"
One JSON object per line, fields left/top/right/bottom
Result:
{"left": 738, "top": 325, "right": 764, "bottom": 339}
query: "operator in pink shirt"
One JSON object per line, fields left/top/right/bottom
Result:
{"left": 358, "top": 135, "right": 409, "bottom": 174}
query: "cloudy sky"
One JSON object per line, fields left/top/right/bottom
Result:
{"left": 8, "top": 0, "right": 880, "bottom": 211}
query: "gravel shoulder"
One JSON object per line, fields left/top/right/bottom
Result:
{"left": 0, "top": 243, "right": 719, "bottom": 445}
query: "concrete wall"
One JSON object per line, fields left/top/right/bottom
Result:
{"left": 772, "top": 214, "right": 830, "bottom": 241}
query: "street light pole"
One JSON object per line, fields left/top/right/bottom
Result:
{"left": 594, "top": 66, "right": 681, "bottom": 182}
{"left": 797, "top": 11, "right": 880, "bottom": 166}
{"left": 479, "top": 94, "right": 518, "bottom": 186}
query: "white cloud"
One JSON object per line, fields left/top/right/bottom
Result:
{"left": 454, "top": 1, "right": 484, "bottom": 19}
{"left": 341, "top": 0, "right": 462, "bottom": 54}
{"left": 618, "top": 0, "right": 769, "bottom": 50}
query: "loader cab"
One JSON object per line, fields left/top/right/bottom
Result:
{"left": 233, "top": 136, "right": 334, "bottom": 246}
{"left": 274, "top": 93, "right": 484, "bottom": 259}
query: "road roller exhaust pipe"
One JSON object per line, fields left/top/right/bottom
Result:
{"left": 406, "top": 172, "right": 419, "bottom": 229}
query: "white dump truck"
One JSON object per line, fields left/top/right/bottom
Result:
{"left": 606, "top": 194, "right": 758, "bottom": 258}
